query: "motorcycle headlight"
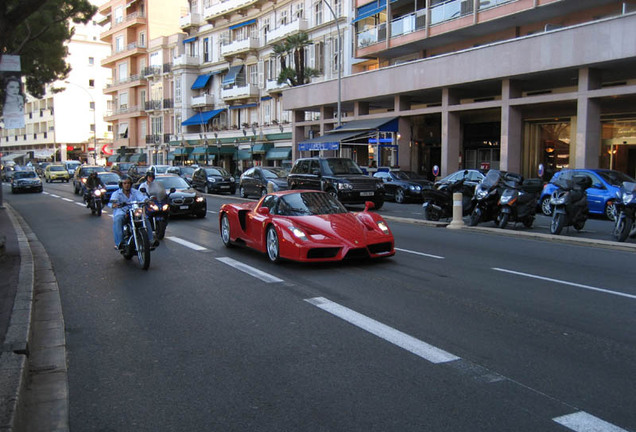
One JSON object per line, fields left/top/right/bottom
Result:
{"left": 162, "top": 204, "right": 170, "bottom": 211}
{"left": 82, "top": 178, "right": 87, "bottom": 183}
{"left": 377, "top": 220, "right": 390, "bottom": 234}
{"left": 551, "top": 196, "right": 566, "bottom": 205}
{"left": 195, "top": 196, "right": 205, "bottom": 202}
{"left": 133, "top": 207, "right": 144, "bottom": 217}
{"left": 337, "top": 181, "right": 353, "bottom": 191}
{"left": 289, "top": 226, "right": 307, "bottom": 241}
{"left": 623, "top": 192, "right": 633, "bottom": 203}
{"left": 94, "top": 189, "right": 102, "bottom": 196}
{"left": 207, "top": 177, "right": 216, "bottom": 182}
{"left": 476, "top": 188, "right": 488, "bottom": 200}
{"left": 149, "top": 203, "right": 159, "bottom": 211}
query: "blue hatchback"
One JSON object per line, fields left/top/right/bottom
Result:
{"left": 538, "top": 169, "right": 636, "bottom": 220}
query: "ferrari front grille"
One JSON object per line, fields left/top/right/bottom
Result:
{"left": 368, "top": 242, "right": 393, "bottom": 254}
{"left": 344, "top": 248, "right": 370, "bottom": 259}
{"left": 307, "top": 248, "right": 340, "bottom": 259}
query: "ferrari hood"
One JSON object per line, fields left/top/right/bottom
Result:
{"left": 289, "top": 213, "right": 377, "bottom": 243}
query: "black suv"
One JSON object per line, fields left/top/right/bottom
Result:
{"left": 191, "top": 166, "right": 236, "bottom": 194}
{"left": 72, "top": 165, "right": 106, "bottom": 194}
{"left": 287, "top": 157, "right": 384, "bottom": 209}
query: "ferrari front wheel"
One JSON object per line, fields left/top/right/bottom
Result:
{"left": 220, "top": 214, "right": 233, "bottom": 248}
{"left": 266, "top": 226, "right": 281, "bottom": 263}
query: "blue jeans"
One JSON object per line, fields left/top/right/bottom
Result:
{"left": 113, "top": 212, "right": 153, "bottom": 247}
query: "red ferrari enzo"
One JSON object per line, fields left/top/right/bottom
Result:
{"left": 219, "top": 190, "right": 395, "bottom": 263}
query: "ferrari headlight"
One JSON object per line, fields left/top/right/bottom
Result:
{"left": 289, "top": 226, "right": 307, "bottom": 241}
{"left": 377, "top": 220, "right": 390, "bottom": 234}
{"left": 196, "top": 196, "right": 205, "bottom": 202}
{"left": 337, "top": 181, "right": 353, "bottom": 191}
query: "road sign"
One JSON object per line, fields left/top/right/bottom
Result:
{"left": 432, "top": 165, "right": 440, "bottom": 177}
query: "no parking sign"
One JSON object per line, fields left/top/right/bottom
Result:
{"left": 538, "top": 163, "right": 545, "bottom": 178}
{"left": 432, "top": 165, "right": 440, "bottom": 177}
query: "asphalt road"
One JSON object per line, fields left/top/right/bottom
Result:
{"left": 5, "top": 181, "right": 636, "bottom": 432}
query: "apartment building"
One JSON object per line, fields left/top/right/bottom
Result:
{"left": 98, "top": 0, "right": 187, "bottom": 162}
{"left": 0, "top": 7, "right": 112, "bottom": 164}
{"left": 284, "top": 0, "right": 636, "bottom": 180}
{"left": 171, "top": 0, "right": 351, "bottom": 172}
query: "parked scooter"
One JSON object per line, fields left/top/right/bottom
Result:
{"left": 422, "top": 175, "right": 474, "bottom": 221}
{"left": 86, "top": 187, "right": 107, "bottom": 217}
{"left": 496, "top": 173, "right": 543, "bottom": 229}
{"left": 612, "top": 181, "right": 636, "bottom": 242}
{"left": 118, "top": 200, "right": 152, "bottom": 270}
{"left": 141, "top": 186, "right": 173, "bottom": 240}
{"left": 549, "top": 174, "right": 591, "bottom": 235}
{"left": 468, "top": 170, "right": 505, "bottom": 226}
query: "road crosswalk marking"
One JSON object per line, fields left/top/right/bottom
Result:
{"left": 553, "top": 411, "right": 629, "bottom": 432}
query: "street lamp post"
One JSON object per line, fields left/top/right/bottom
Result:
{"left": 322, "top": 0, "right": 341, "bottom": 128}
{"left": 64, "top": 81, "right": 97, "bottom": 163}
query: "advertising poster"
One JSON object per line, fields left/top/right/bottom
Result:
{"left": 0, "top": 55, "right": 25, "bottom": 130}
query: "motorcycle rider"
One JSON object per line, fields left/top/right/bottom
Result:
{"left": 138, "top": 170, "right": 163, "bottom": 197}
{"left": 109, "top": 175, "right": 157, "bottom": 250}
{"left": 83, "top": 171, "right": 106, "bottom": 207}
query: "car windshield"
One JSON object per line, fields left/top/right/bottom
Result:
{"left": 180, "top": 167, "right": 195, "bottom": 175}
{"left": 153, "top": 165, "right": 170, "bottom": 174}
{"left": 82, "top": 167, "right": 105, "bottom": 175}
{"left": 401, "top": 171, "right": 427, "bottom": 180}
{"left": 597, "top": 170, "right": 635, "bottom": 186}
{"left": 322, "top": 158, "right": 363, "bottom": 175}
{"left": 276, "top": 192, "right": 347, "bottom": 216}
{"left": 156, "top": 176, "right": 190, "bottom": 190}
{"left": 99, "top": 173, "right": 120, "bottom": 184}
{"left": 205, "top": 168, "right": 229, "bottom": 177}
{"left": 14, "top": 171, "right": 37, "bottom": 179}
{"left": 263, "top": 168, "right": 288, "bottom": 179}
{"left": 50, "top": 166, "right": 65, "bottom": 172}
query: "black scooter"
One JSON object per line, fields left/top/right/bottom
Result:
{"left": 496, "top": 173, "right": 543, "bottom": 229}
{"left": 549, "top": 174, "right": 591, "bottom": 235}
{"left": 469, "top": 170, "right": 505, "bottom": 226}
{"left": 612, "top": 181, "right": 636, "bottom": 242}
{"left": 422, "top": 176, "right": 474, "bottom": 221}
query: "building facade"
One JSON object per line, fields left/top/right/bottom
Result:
{"left": 283, "top": 0, "right": 636, "bottom": 180}
{"left": 0, "top": 5, "right": 112, "bottom": 164}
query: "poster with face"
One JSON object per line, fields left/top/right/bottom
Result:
{"left": 1, "top": 72, "right": 26, "bottom": 129}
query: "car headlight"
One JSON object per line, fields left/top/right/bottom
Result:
{"left": 289, "top": 226, "right": 307, "bottom": 240}
{"left": 196, "top": 196, "right": 205, "bottom": 202}
{"left": 377, "top": 220, "right": 390, "bottom": 234}
{"left": 337, "top": 181, "right": 353, "bottom": 191}
{"left": 230, "top": 177, "right": 235, "bottom": 183}
{"left": 207, "top": 177, "right": 216, "bottom": 182}
{"left": 409, "top": 185, "right": 421, "bottom": 191}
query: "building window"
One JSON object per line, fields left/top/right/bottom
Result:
{"left": 249, "top": 64, "right": 258, "bottom": 85}
{"left": 90, "top": 124, "right": 95, "bottom": 133}
{"left": 119, "top": 92, "right": 128, "bottom": 109}
{"left": 114, "top": 6, "right": 123, "bottom": 24}
{"left": 203, "top": 37, "right": 210, "bottom": 62}
{"left": 175, "top": 80, "right": 181, "bottom": 104}
{"left": 89, "top": 101, "right": 95, "bottom": 110}
{"left": 139, "top": 31, "right": 146, "bottom": 48}
{"left": 118, "top": 123, "right": 128, "bottom": 138}
{"left": 89, "top": 79, "right": 95, "bottom": 88}
{"left": 88, "top": 57, "right": 94, "bottom": 65}
{"left": 296, "top": 2, "right": 304, "bottom": 19}
{"left": 115, "top": 36, "right": 124, "bottom": 53}
{"left": 315, "top": 2, "right": 323, "bottom": 25}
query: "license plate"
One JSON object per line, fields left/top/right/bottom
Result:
{"left": 360, "top": 191, "right": 374, "bottom": 196}
{"left": 180, "top": 205, "right": 189, "bottom": 209}
{"left": 220, "top": 185, "right": 229, "bottom": 189}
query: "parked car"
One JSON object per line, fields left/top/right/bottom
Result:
{"left": 44, "top": 164, "right": 70, "bottom": 183}
{"left": 239, "top": 166, "right": 289, "bottom": 198}
{"left": 435, "top": 169, "right": 485, "bottom": 188}
{"left": 64, "top": 160, "right": 81, "bottom": 177}
{"left": 219, "top": 190, "right": 394, "bottom": 263}
{"left": 97, "top": 172, "right": 121, "bottom": 203}
{"left": 126, "top": 164, "right": 149, "bottom": 184}
{"left": 109, "top": 162, "right": 135, "bottom": 176}
{"left": 72, "top": 165, "right": 106, "bottom": 194}
{"left": 153, "top": 174, "right": 207, "bottom": 218}
{"left": 166, "top": 165, "right": 196, "bottom": 184}
{"left": 287, "top": 157, "right": 385, "bottom": 209}
{"left": 372, "top": 169, "right": 433, "bottom": 203}
{"left": 539, "top": 169, "right": 636, "bottom": 220}
{"left": 191, "top": 166, "right": 236, "bottom": 194}
{"left": 11, "top": 170, "right": 43, "bottom": 193}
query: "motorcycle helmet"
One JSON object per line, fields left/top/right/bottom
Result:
{"left": 119, "top": 175, "right": 132, "bottom": 188}
{"left": 146, "top": 170, "right": 156, "bottom": 180}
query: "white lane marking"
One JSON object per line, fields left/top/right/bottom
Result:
{"left": 207, "top": 210, "right": 217, "bottom": 214}
{"left": 216, "top": 257, "right": 283, "bottom": 283}
{"left": 395, "top": 247, "right": 444, "bottom": 260}
{"left": 50, "top": 194, "right": 60, "bottom": 198}
{"left": 493, "top": 267, "right": 636, "bottom": 300}
{"left": 305, "top": 297, "right": 460, "bottom": 364}
{"left": 62, "top": 198, "right": 73, "bottom": 202}
{"left": 165, "top": 236, "right": 207, "bottom": 251}
{"left": 553, "top": 412, "right": 628, "bottom": 432}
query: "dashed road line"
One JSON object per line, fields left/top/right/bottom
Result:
{"left": 493, "top": 267, "right": 636, "bottom": 300}
{"left": 553, "top": 411, "right": 629, "bottom": 432}
{"left": 165, "top": 236, "right": 208, "bottom": 251}
{"left": 61, "top": 197, "right": 73, "bottom": 202}
{"left": 395, "top": 247, "right": 444, "bottom": 259}
{"left": 305, "top": 296, "right": 459, "bottom": 364}
{"left": 216, "top": 257, "right": 283, "bottom": 283}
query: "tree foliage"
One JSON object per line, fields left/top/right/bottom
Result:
{"left": 0, "top": 0, "right": 97, "bottom": 99}
{"left": 272, "top": 32, "right": 320, "bottom": 87}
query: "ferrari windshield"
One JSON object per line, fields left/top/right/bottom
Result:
{"left": 277, "top": 192, "right": 347, "bottom": 216}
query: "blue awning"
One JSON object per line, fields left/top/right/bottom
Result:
{"left": 352, "top": 5, "right": 386, "bottom": 23}
{"left": 191, "top": 73, "right": 213, "bottom": 90}
{"left": 229, "top": 19, "right": 256, "bottom": 30}
{"left": 229, "top": 103, "right": 258, "bottom": 110}
{"left": 222, "top": 65, "right": 243, "bottom": 86}
{"left": 181, "top": 109, "right": 224, "bottom": 126}
{"left": 265, "top": 148, "right": 292, "bottom": 160}
{"left": 183, "top": 36, "right": 197, "bottom": 43}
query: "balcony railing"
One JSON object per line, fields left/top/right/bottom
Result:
{"left": 191, "top": 94, "right": 215, "bottom": 106}
{"left": 143, "top": 66, "right": 162, "bottom": 77}
{"left": 145, "top": 100, "right": 163, "bottom": 111}
{"left": 390, "top": 10, "right": 426, "bottom": 38}
{"left": 357, "top": 23, "right": 386, "bottom": 48}
{"left": 430, "top": 0, "right": 473, "bottom": 25}
{"left": 478, "top": 0, "right": 516, "bottom": 11}
{"left": 106, "top": 74, "right": 143, "bottom": 88}
{"left": 204, "top": 0, "right": 258, "bottom": 20}
{"left": 180, "top": 12, "right": 202, "bottom": 28}
{"left": 163, "top": 99, "right": 174, "bottom": 109}
{"left": 266, "top": 79, "right": 286, "bottom": 92}
{"left": 221, "top": 84, "right": 259, "bottom": 100}
{"left": 146, "top": 134, "right": 171, "bottom": 144}
{"left": 267, "top": 19, "right": 308, "bottom": 43}
{"left": 173, "top": 55, "right": 200, "bottom": 67}
{"left": 221, "top": 37, "right": 260, "bottom": 57}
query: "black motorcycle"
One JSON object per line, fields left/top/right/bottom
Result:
{"left": 422, "top": 177, "right": 474, "bottom": 221}
{"left": 612, "top": 181, "right": 636, "bottom": 242}
{"left": 469, "top": 170, "right": 505, "bottom": 226}
{"left": 141, "top": 186, "right": 173, "bottom": 241}
{"left": 549, "top": 174, "right": 591, "bottom": 235}
{"left": 86, "top": 187, "right": 107, "bottom": 217}
{"left": 118, "top": 200, "right": 152, "bottom": 270}
{"left": 496, "top": 173, "right": 543, "bottom": 229}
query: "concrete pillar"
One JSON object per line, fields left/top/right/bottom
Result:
{"left": 575, "top": 68, "right": 602, "bottom": 169}
{"left": 500, "top": 79, "right": 522, "bottom": 173}
{"left": 354, "top": 101, "right": 369, "bottom": 116}
{"left": 441, "top": 88, "right": 460, "bottom": 176}
{"left": 398, "top": 117, "right": 412, "bottom": 170}
{"left": 394, "top": 95, "right": 410, "bottom": 113}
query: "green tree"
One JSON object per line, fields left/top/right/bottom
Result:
{"left": 0, "top": 0, "right": 97, "bottom": 99}
{"left": 272, "top": 32, "right": 320, "bottom": 87}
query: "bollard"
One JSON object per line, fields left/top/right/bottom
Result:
{"left": 447, "top": 192, "right": 465, "bottom": 229}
